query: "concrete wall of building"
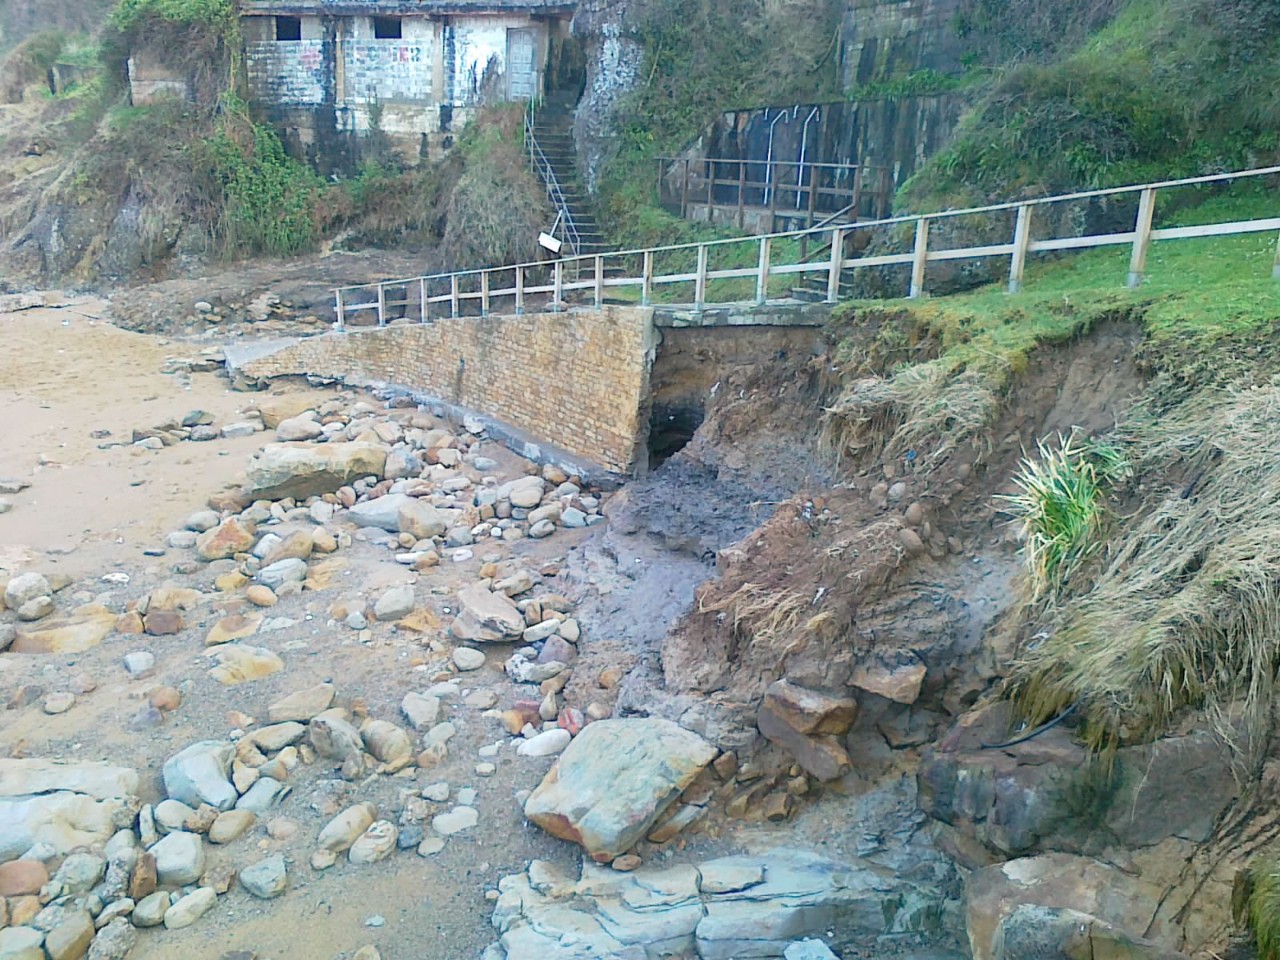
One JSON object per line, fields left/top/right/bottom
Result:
{"left": 239, "top": 10, "right": 559, "bottom": 163}
{"left": 231, "top": 306, "right": 659, "bottom": 476}
{"left": 839, "top": 0, "right": 968, "bottom": 88}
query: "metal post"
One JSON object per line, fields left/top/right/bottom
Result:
{"left": 1127, "top": 187, "right": 1157, "bottom": 289}
{"left": 335, "top": 289, "right": 345, "bottom": 330}
{"left": 694, "top": 244, "right": 708, "bottom": 313}
{"left": 450, "top": 274, "right": 460, "bottom": 318}
{"left": 680, "top": 159, "right": 690, "bottom": 219}
{"left": 910, "top": 217, "right": 930, "bottom": 299}
{"left": 737, "top": 160, "right": 747, "bottom": 230}
{"left": 376, "top": 283, "right": 386, "bottom": 327}
{"left": 756, "top": 236, "right": 771, "bottom": 305}
{"left": 827, "top": 228, "right": 845, "bottom": 303}
{"left": 594, "top": 255, "right": 604, "bottom": 309}
{"left": 515, "top": 266, "right": 525, "bottom": 315}
{"left": 1008, "top": 205, "right": 1032, "bottom": 294}
{"left": 808, "top": 162, "right": 818, "bottom": 224}
{"left": 553, "top": 260, "right": 564, "bottom": 309}
{"left": 419, "top": 277, "right": 428, "bottom": 323}
{"left": 642, "top": 250, "right": 654, "bottom": 306}
{"left": 480, "top": 271, "right": 490, "bottom": 317}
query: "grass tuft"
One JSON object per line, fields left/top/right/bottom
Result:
{"left": 1243, "top": 858, "right": 1280, "bottom": 960}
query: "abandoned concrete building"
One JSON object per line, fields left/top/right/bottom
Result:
{"left": 129, "top": 0, "right": 575, "bottom": 163}
{"left": 240, "top": 0, "right": 574, "bottom": 160}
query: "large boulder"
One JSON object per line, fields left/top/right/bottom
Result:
{"left": 993, "top": 904, "right": 1189, "bottom": 960}
{"left": 0, "top": 759, "right": 139, "bottom": 863}
{"left": 348, "top": 493, "right": 415, "bottom": 533}
{"left": 965, "top": 854, "right": 1170, "bottom": 960}
{"left": 523, "top": 718, "right": 717, "bottom": 861}
{"left": 450, "top": 584, "right": 525, "bottom": 642}
{"left": 244, "top": 442, "right": 387, "bottom": 501}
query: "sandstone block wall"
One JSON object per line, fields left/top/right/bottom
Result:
{"left": 235, "top": 306, "right": 658, "bottom": 476}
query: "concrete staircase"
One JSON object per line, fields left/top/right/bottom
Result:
{"left": 526, "top": 90, "right": 609, "bottom": 257}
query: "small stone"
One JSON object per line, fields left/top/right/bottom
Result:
{"left": 148, "top": 686, "right": 181, "bottom": 712}
{"left": 246, "top": 585, "right": 277, "bottom": 607}
{"left": 517, "top": 728, "right": 571, "bottom": 757}
{"left": 17, "top": 595, "right": 54, "bottom": 621}
{"left": 4, "top": 571, "right": 50, "bottom": 609}
{"left": 612, "top": 854, "right": 642, "bottom": 872}
{"left": 317, "top": 803, "right": 376, "bottom": 853}
{"left": 150, "top": 831, "right": 205, "bottom": 886}
{"left": 422, "top": 782, "right": 450, "bottom": 802}
{"left": 43, "top": 692, "right": 75, "bottom": 714}
{"left": 88, "top": 917, "right": 137, "bottom": 957}
{"left": 373, "top": 584, "right": 415, "bottom": 622}
{"left": 268, "top": 683, "right": 335, "bottom": 722}
{"left": 475, "top": 763, "right": 496, "bottom": 777}
{"left": 452, "top": 647, "right": 485, "bottom": 672}
{"left": 416, "top": 837, "right": 445, "bottom": 857}
{"left": 349, "top": 821, "right": 398, "bottom": 864}
{"left": 131, "top": 892, "right": 169, "bottom": 928}
{"left": 431, "top": 806, "right": 478, "bottom": 836}
{"left": 401, "top": 692, "right": 441, "bottom": 732}
{"left": 143, "top": 609, "right": 183, "bottom": 636}
{"left": 239, "top": 855, "right": 287, "bottom": 899}
{"left": 235, "top": 777, "right": 285, "bottom": 814}
{"left": 0, "top": 860, "right": 49, "bottom": 896}
{"left": 163, "top": 887, "right": 216, "bottom": 929}
{"left": 44, "top": 908, "right": 94, "bottom": 960}
{"left": 208, "top": 810, "right": 256, "bottom": 844}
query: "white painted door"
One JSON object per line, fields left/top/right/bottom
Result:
{"left": 507, "top": 28, "right": 537, "bottom": 101}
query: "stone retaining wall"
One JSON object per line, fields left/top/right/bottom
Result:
{"left": 231, "top": 306, "right": 659, "bottom": 476}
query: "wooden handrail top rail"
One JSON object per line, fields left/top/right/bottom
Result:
{"left": 334, "top": 164, "right": 1280, "bottom": 296}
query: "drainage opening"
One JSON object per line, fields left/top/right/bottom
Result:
{"left": 649, "top": 404, "right": 704, "bottom": 467}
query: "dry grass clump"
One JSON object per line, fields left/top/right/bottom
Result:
{"left": 1240, "top": 856, "right": 1280, "bottom": 960}
{"left": 699, "top": 583, "right": 815, "bottom": 660}
{"left": 1011, "top": 383, "right": 1280, "bottom": 755}
{"left": 822, "top": 359, "right": 999, "bottom": 471}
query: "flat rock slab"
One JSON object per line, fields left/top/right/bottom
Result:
{"left": 523, "top": 718, "right": 716, "bottom": 861}
{"left": 450, "top": 584, "right": 525, "bottom": 642}
{"left": 0, "top": 792, "right": 131, "bottom": 862}
{"left": 244, "top": 442, "right": 388, "bottom": 501}
{"left": 487, "top": 847, "right": 946, "bottom": 960}
{"left": 10, "top": 607, "right": 115, "bottom": 655}
{"left": 0, "top": 759, "right": 139, "bottom": 801}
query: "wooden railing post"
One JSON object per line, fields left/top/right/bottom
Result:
{"left": 376, "top": 283, "right": 386, "bottom": 327}
{"left": 909, "top": 217, "right": 930, "bottom": 299}
{"left": 480, "top": 270, "right": 491, "bottom": 317}
{"left": 1127, "top": 187, "right": 1157, "bottom": 289}
{"left": 594, "top": 255, "right": 604, "bottom": 308}
{"left": 808, "top": 163, "right": 819, "bottom": 224}
{"left": 827, "top": 228, "right": 846, "bottom": 303}
{"left": 335, "top": 289, "right": 345, "bottom": 330}
{"left": 1008, "top": 204, "right": 1032, "bottom": 294}
{"left": 553, "top": 259, "right": 564, "bottom": 309}
{"left": 449, "top": 274, "right": 460, "bottom": 318}
{"left": 419, "top": 278, "right": 428, "bottom": 323}
{"left": 642, "top": 250, "right": 654, "bottom": 306}
{"left": 1273, "top": 230, "right": 1280, "bottom": 280}
{"left": 756, "top": 236, "right": 771, "bottom": 305}
{"left": 737, "top": 161, "right": 747, "bottom": 230}
{"left": 768, "top": 161, "right": 779, "bottom": 232}
{"left": 694, "top": 244, "right": 708, "bottom": 313}
{"left": 515, "top": 266, "right": 525, "bottom": 315}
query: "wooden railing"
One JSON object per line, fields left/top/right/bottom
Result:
{"left": 333, "top": 166, "right": 1280, "bottom": 327}
{"left": 656, "top": 157, "right": 892, "bottom": 231}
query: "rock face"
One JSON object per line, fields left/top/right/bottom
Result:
{"left": 992, "top": 904, "right": 1189, "bottom": 960}
{"left": 244, "top": 442, "right": 387, "bottom": 501}
{"left": 450, "top": 585, "right": 525, "bottom": 642}
{"left": 523, "top": 718, "right": 717, "bottom": 861}
{"left": 756, "top": 680, "right": 858, "bottom": 782}
{"left": 487, "top": 848, "right": 948, "bottom": 960}
{"left": 917, "top": 703, "right": 1235, "bottom": 857}
{"left": 965, "top": 854, "right": 1172, "bottom": 960}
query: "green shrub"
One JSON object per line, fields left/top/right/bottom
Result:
{"left": 111, "top": 0, "right": 235, "bottom": 31}
{"left": 1242, "top": 858, "right": 1280, "bottom": 960}
{"left": 203, "top": 111, "right": 324, "bottom": 257}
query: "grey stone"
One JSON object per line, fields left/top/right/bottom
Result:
{"left": 309, "top": 714, "right": 364, "bottom": 760}
{"left": 561, "top": 507, "right": 588, "bottom": 528}
{"left": 431, "top": 806, "right": 478, "bottom": 836}
{"left": 516, "top": 729, "right": 571, "bottom": 758}
{"left": 244, "top": 442, "right": 387, "bottom": 501}
{"left": 450, "top": 584, "right": 525, "bottom": 642}
{"left": 452, "top": 647, "right": 486, "bottom": 672}
{"left": 276, "top": 414, "right": 322, "bottom": 442}
{"left": 87, "top": 917, "right": 137, "bottom": 959}
{"left": 235, "top": 777, "right": 284, "bottom": 814}
{"left": 16, "top": 596, "right": 54, "bottom": 621}
{"left": 0, "top": 927, "right": 45, "bottom": 960}
{"left": 149, "top": 831, "right": 205, "bottom": 886}
{"left": 53, "top": 852, "right": 106, "bottom": 894}
{"left": 131, "top": 892, "right": 170, "bottom": 928}
{"left": 257, "top": 558, "right": 307, "bottom": 589}
{"left": 163, "top": 887, "right": 216, "bottom": 929}
{"left": 401, "top": 692, "right": 441, "bottom": 731}
{"left": 122, "top": 652, "right": 155, "bottom": 677}
{"left": 162, "top": 741, "right": 237, "bottom": 811}
{"left": 42, "top": 908, "right": 94, "bottom": 960}
{"left": 374, "top": 584, "right": 415, "bottom": 621}
{"left": 186, "top": 511, "right": 221, "bottom": 532}
{"left": 167, "top": 530, "right": 198, "bottom": 549}
{"left": 154, "top": 799, "right": 196, "bottom": 834}
{"left": 348, "top": 494, "right": 415, "bottom": 532}
{"left": 785, "top": 940, "right": 840, "bottom": 960}
{"left": 239, "top": 854, "right": 288, "bottom": 899}
{"left": 528, "top": 519, "right": 555, "bottom": 539}
{"left": 4, "top": 572, "right": 50, "bottom": 610}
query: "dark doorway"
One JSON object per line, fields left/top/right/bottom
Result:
{"left": 648, "top": 404, "right": 704, "bottom": 467}
{"left": 373, "top": 16, "right": 402, "bottom": 39}
{"left": 275, "top": 16, "right": 302, "bottom": 41}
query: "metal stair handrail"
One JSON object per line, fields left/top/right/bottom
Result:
{"left": 524, "top": 102, "right": 584, "bottom": 258}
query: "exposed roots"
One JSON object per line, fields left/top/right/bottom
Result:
{"left": 821, "top": 360, "right": 999, "bottom": 472}
{"left": 699, "top": 582, "right": 816, "bottom": 662}
{"left": 1011, "top": 382, "right": 1280, "bottom": 757}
